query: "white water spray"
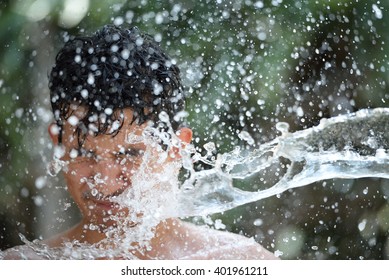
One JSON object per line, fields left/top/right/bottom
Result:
{"left": 177, "top": 107, "right": 389, "bottom": 217}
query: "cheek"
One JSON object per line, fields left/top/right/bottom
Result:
{"left": 118, "top": 157, "right": 143, "bottom": 174}
{"left": 64, "top": 165, "right": 90, "bottom": 180}
{"left": 62, "top": 166, "right": 91, "bottom": 195}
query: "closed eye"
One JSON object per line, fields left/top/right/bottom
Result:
{"left": 117, "top": 148, "right": 144, "bottom": 158}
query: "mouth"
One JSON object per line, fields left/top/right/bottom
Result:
{"left": 82, "top": 190, "right": 124, "bottom": 211}
{"left": 91, "top": 198, "right": 118, "bottom": 210}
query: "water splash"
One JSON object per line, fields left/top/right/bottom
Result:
{"left": 177, "top": 108, "right": 389, "bottom": 217}
{"left": 3, "top": 107, "right": 389, "bottom": 259}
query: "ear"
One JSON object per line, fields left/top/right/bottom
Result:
{"left": 48, "top": 123, "right": 60, "bottom": 146}
{"left": 169, "top": 127, "right": 193, "bottom": 160}
{"left": 177, "top": 127, "right": 192, "bottom": 144}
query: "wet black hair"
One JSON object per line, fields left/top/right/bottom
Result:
{"left": 49, "top": 24, "right": 185, "bottom": 146}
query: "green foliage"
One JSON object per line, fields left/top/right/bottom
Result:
{"left": 1, "top": 0, "right": 389, "bottom": 258}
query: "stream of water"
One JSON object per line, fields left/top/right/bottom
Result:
{"left": 177, "top": 107, "right": 389, "bottom": 217}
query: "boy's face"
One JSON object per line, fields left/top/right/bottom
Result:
{"left": 50, "top": 107, "right": 191, "bottom": 228}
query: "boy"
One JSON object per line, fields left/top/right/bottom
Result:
{"left": 2, "top": 25, "right": 277, "bottom": 259}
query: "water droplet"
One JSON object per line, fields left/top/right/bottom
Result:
{"left": 238, "top": 131, "right": 255, "bottom": 146}
{"left": 35, "top": 176, "right": 47, "bottom": 189}
{"left": 91, "top": 189, "right": 98, "bottom": 197}
{"left": 275, "top": 122, "right": 289, "bottom": 135}
{"left": 358, "top": 219, "right": 367, "bottom": 232}
{"left": 203, "top": 142, "right": 216, "bottom": 153}
{"left": 47, "top": 159, "right": 63, "bottom": 177}
{"left": 253, "top": 218, "right": 263, "bottom": 226}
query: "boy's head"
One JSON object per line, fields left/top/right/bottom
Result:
{"left": 49, "top": 25, "right": 185, "bottom": 146}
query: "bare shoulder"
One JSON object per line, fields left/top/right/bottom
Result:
{"left": 177, "top": 221, "right": 279, "bottom": 260}
{"left": 0, "top": 245, "right": 49, "bottom": 260}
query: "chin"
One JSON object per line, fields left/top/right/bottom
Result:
{"left": 85, "top": 206, "right": 136, "bottom": 229}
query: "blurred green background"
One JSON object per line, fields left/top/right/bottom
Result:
{"left": 1, "top": 0, "right": 389, "bottom": 259}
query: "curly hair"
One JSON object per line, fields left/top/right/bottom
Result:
{"left": 49, "top": 25, "right": 185, "bottom": 146}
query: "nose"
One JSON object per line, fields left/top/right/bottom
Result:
{"left": 90, "top": 158, "right": 129, "bottom": 197}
